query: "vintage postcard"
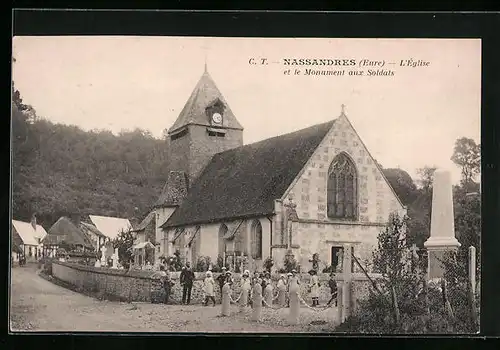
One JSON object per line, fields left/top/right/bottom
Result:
{"left": 10, "top": 36, "right": 481, "bottom": 334}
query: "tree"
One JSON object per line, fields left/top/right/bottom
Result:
{"left": 112, "top": 229, "right": 135, "bottom": 269}
{"left": 382, "top": 168, "right": 419, "bottom": 205}
{"left": 451, "top": 137, "right": 480, "bottom": 188}
{"left": 373, "top": 213, "right": 413, "bottom": 282}
{"left": 416, "top": 166, "right": 437, "bottom": 191}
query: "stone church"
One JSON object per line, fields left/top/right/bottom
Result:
{"left": 148, "top": 66, "right": 406, "bottom": 272}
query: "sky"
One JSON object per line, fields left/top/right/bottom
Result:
{"left": 12, "top": 37, "right": 481, "bottom": 185}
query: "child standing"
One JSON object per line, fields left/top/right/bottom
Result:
{"left": 203, "top": 271, "right": 216, "bottom": 306}
{"left": 309, "top": 269, "right": 320, "bottom": 307}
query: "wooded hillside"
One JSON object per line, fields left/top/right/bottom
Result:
{"left": 12, "top": 85, "right": 170, "bottom": 229}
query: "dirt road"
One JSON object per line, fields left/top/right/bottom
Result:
{"left": 10, "top": 266, "right": 337, "bottom": 333}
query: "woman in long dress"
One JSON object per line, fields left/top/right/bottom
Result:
{"left": 288, "top": 269, "right": 300, "bottom": 324}
{"left": 264, "top": 272, "right": 273, "bottom": 306}
{"left": 221, "top": 280, "right": 231, "bottom": 316}
{"left": 240, "top": 270, "right": 251, "bottom": 311}
{"left": 277, "top": 275, "right": 287, "bottom": 307}
{"left": 251, "top": 279, "right": 263, "bottom": 321}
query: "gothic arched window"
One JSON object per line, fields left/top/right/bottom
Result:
{"left": 250, "top": 220, "right": 263, "bottom": 260}
{"left": 327, "top": 153, "right": 358, "bottom": 220}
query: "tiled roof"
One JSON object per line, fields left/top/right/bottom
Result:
{"left": 154, "top": 171, "right": 189, "bottom": 208}
{"left": 163, "top": 120, "right": 336, "bottom": 227}
{"left": 131, "top": 211, "right": 156, "bottom": 232}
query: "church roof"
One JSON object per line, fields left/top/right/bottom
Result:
{"left": 131, "top": 211, "right": 155, "bottom": 232}
{"left": 163, "top": 119, "right": 336, "bottom": 228}
{"left": 154, "top": 171, "right": 189, "bottom": 208}
{"left": 168, "top": 69, "right": 243, "bottom": 134}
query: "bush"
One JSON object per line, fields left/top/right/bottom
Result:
{"left": 336, "top": 285, "right": 459, "bottom": 334}
{"left": 263, "top": 257, "right": 274, "bottom": 272}
{"left": 195, "top": 256, "right": 211, "bottom": 272}
{"left": 282, "top": 250, "right": 299, "bottom": 273}
{"left": 210, "top": 255, "right": 224, "bottom": 273}
{"left": 165, "top": 250, "right": 183, "bottom": 271}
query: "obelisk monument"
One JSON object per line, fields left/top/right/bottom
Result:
{"left": 424, "top": 169, "right": 460, "bottom": 279}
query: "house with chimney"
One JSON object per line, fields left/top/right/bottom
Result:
{"left": 11, "top": 215, "right": 47, "bottom": 262}
{"left": 143, "top": 66, "right": 406, "bottom": 272}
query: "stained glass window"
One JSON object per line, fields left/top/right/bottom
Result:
{"left": 327, "top": 153, "right": 358, "bottom": 219}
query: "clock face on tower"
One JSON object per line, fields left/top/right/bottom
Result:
{"left": 212, "top": 112, "right": 223, "bottom": 124}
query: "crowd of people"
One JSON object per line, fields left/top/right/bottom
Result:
{"left": 157, "top": 262, "right": 338, "bottom": 308}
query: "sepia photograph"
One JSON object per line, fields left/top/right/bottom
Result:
{"left": 10, "top": 36, "right": 481, "bottom": 334}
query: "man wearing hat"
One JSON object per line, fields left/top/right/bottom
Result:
{"left": 225, "top": 270, "right": 234, "bottom": 286}
{"left": 217, "top": 267, "right": 227, "bottom": 302}
{"left": 180, "top": 262, "right": 195, "bottom": 305}
{"left": 326, "top": 272, "right": 338, "bottom": 307}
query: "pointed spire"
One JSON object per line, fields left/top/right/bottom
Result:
{"left": 168, "top": 63, "right": 243, "bottom": 134}
{"left": 202, "top": 44, "right": 208, "bottom": 74}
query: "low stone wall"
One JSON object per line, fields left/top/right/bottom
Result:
{"left": 51, "top": 261, "right": 376, "bottom": 305}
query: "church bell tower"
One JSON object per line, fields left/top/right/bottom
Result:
{"left": 167, "top": 65, "right": 244, "bottom": 187}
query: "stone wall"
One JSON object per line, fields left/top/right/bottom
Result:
{"left": 51, "top": 261, "right": 375, "bottom": 306}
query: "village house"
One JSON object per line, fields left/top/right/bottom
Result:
{"left": 43, "top": 215, "right": 96, "bottom": 257}
{"left": 146, "top": 66, "right": 406, "bottom": 272}
{"left": 11, "top": 215, "right": 47, "bottom": 262}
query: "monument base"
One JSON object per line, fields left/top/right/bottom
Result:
{"left": 424, "top": 237, "right": 460, "bottom": 280}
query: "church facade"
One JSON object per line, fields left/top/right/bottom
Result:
{"left": 149, "top": 66, "right": 406, "bottom": 273}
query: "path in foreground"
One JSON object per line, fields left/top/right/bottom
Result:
{"left": 10, "top": 266, "right": 337, "bottom": 333}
